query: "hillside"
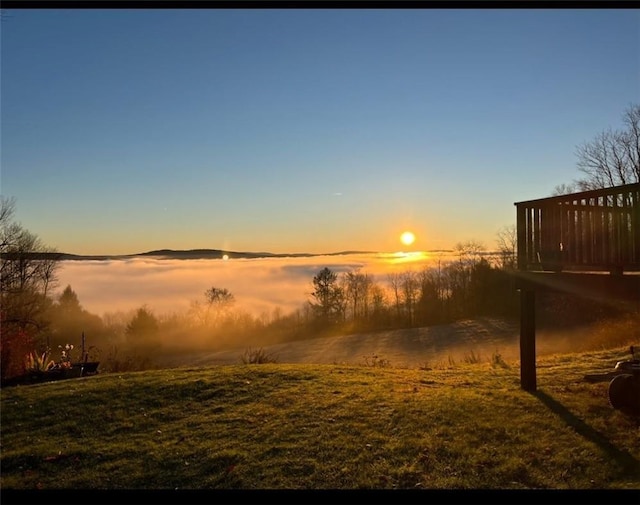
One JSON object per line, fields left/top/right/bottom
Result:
{"left": 156, "top": 316, "right": 632, "bottom": 371}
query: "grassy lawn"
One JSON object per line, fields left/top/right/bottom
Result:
{"left": 1, "top": 345, "right": 639, "bottom": 500}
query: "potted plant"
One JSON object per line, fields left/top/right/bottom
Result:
{"left": 24, "top": 350, "right": 56, "bottom": 383}
{"left": 50, "top": 344, "right": 82, "bottom": 379}
{"left": 79, "top": 361, "right": 100, "bottom": 376}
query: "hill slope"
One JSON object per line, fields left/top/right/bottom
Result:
{"left": 158, "top": 316, "right": 633, "bottom": 370}
{"left": 160, "top": 318, "right": 519, "bottom": 369}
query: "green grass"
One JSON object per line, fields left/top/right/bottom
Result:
{"left": 1, "top": 346, "right": 639, "bottom": 491}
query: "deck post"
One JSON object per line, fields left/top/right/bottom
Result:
{"left": 520, "top": 288, "right": 536, "bottom": 391}
{"left": 514, "top": 183, "right": 639, "bottom": 392}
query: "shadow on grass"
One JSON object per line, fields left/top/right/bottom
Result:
{"left": 532, "top": 389, "right": 640, "bottom": 475}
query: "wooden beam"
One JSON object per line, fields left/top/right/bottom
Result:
{"left": 520, "top": 289, "right": 536, "bottom": 392}
{"left": 514, "top": 182, "right": 639, "bottom": 207}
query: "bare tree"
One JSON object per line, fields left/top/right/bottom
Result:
{"left": 0, "top": 197, "right": 60, "bottom": 331}
{"left": 369, "top": 283, "right": 388, "bottom": 327}
{"left": 400, "top": 270, "right": 420, "bottom": 327}
{"left": 574, "top": 103, "right": 640, "bottom": 190}
{"left": 0, "top": 196, "right": 16, "bottom": 232}
{"left": 189, "top": 286, "right": 236, "bottom": 327}
{"left": 387, "top": 272, "right": 402, "bottom": 322}
{"left": 342, "top": 269, "right": 373, "bottom": 323}
{"left": 495, "top": 225, "right": 517, "bottom": 270}
{"left": 550, "top": 182, "right": 578, "bottom": 196}
{"left": 454, "top": 240, "right": 486, "bottom": 267}
{"left": 386, "top": 271, "right": 420, "bottom": 326}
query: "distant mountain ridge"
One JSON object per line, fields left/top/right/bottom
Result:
{"left": 4, "top": 249, "right": 382, "bottom": 261}
{"left": 134, "top": 249, "right": 376, "bottom": 260}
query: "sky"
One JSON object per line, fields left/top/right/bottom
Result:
{"left": 2, "top": 8, "right": 639, "bottom": 256}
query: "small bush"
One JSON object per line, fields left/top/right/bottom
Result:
{"left": 490, "top": 350, "right": 510, "bottom": 369}
{"left": 463, "top": 349, "right": 482, "bottom": 364}
{"left": 240, "top": 347, "right": 279, "bottom": 364}
{"left": 361, "top": 354, "right": 391, "bottom": 368}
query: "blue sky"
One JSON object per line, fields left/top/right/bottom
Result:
{"left": 1, "top": 8, "right": 638, "bottom": 255}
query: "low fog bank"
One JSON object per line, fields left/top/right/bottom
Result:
{"left": 55, "top": 252, "right": 456, "bottom": 318}
{"left": 155, "top": 315, "right": 639, "bottom": 370}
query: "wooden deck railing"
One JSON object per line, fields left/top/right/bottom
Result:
{"left": 515, "top": 183, "right": 640, "bottom": 273}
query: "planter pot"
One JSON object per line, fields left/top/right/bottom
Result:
{"left": 72, "top": 361, "right": 100, "bottom": 376}
{"left": 25, "top": 371, "right": 49, "bottom": 384}
{"left": 64, "top": 366, "right": 83, "bottom": 379}
{"left": 43, "top": 367, "right": 81, "bottom": 380}
{"left": 2, "top": 365, "right": 87, "bottom": 387}
{"left": 43, "top": 369, "right": 65, "bottom": 381}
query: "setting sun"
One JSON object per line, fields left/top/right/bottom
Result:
{"left": 400, "top": 231, "right": 416, "bottom": 246}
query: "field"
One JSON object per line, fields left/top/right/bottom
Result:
{"left": 1, "top": 318, "right": 639, "bottom": 503}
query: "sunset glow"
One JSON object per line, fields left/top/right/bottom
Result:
{"left": 388, "top": 251, "right": 429, "bottom": 264}
{"left": 400, "top": 231, "right": 416, "bottom": 246}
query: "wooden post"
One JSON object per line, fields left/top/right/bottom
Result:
{"left": 520, "top": 288, "right": 536, "bottom": 391}
{"left": 516, "top": 204, "right": 527, "bottom": 270}
{"left": 633, "top": 187, "right": 640, "bottom": 268}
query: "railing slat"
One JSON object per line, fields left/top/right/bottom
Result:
{"left": 514, "top": 183, "right": 640, "bottom": 272}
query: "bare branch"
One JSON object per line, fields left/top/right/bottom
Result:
{"left": 573, "top": 104, "right": 640, "bottom": 189}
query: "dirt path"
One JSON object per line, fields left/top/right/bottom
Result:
{"left": 163, "top": 317, "right": 523, "bottom": 369}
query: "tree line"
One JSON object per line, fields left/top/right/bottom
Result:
{"left": 307, "top": 242, "right": 519, "bottom": 335}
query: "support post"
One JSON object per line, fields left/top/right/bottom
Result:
{"left": 520, "top": 288, "right": 536, "bottom": 391}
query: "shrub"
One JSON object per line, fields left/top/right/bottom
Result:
{"left": 490, "top": 350, "right": 510, "bottom": 369}
{"left": 240, "top": 347, "right": 279, "bottom": 364}
{"left": 463, "top": 349, "right": 482, "bottom": 364}
{"left": 361, "top": 354, "right": 391, "bottom": 368}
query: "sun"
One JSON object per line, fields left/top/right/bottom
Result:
{"left": 400, "top": 231, "right": 416, "bottom": 246}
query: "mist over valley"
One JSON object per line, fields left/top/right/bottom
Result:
{"left": 55, "top": 250, "right": 462, "bottom": 318}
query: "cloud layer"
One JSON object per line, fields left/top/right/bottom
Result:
{"left": 55, "top": 252, "right": 456, "bottom": 318}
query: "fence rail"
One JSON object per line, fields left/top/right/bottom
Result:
{"left": 515, "top": 183, "right": 640, "bottom": 273}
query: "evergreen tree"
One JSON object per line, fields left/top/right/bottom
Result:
{"left": 310, "top": 267, "right": 344, "bottom": 326}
